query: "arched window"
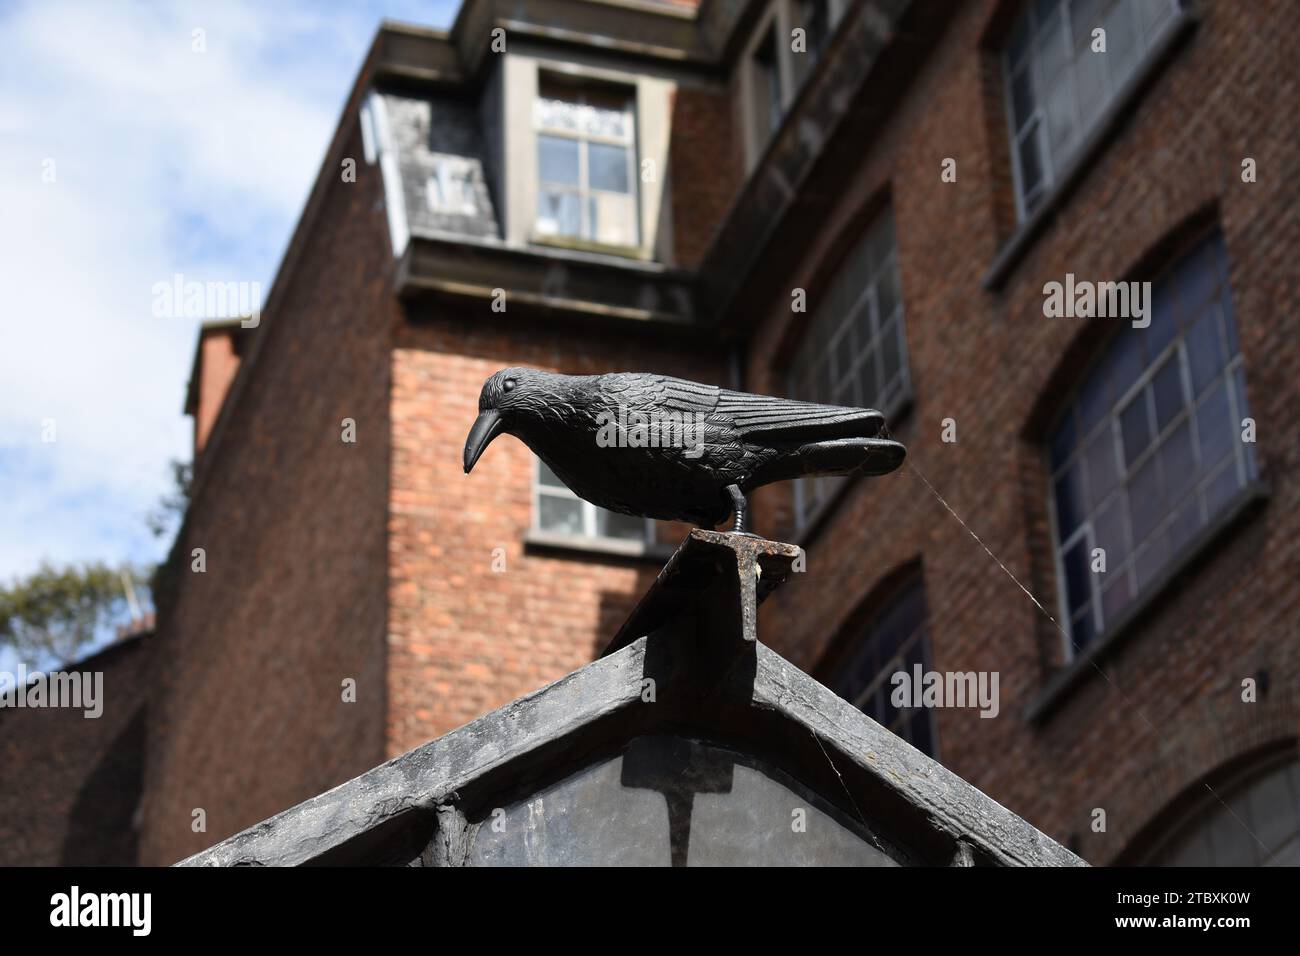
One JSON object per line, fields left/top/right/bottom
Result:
{"left": 1138, "top": 753, "right": 1300, "bottom": 866}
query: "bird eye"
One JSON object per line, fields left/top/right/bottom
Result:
{"left": 503, "top": 379, "right": 516, "bottom": 393}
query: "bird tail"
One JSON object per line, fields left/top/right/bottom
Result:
{"left": 756, "top": 436, "right": 906, "bottom": 485}
{"left": 804, "top": 436, "right": 906, "bottom": 476}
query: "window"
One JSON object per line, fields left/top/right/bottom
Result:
{"left": 787, "top": 208, "right": 910, "bottom": 527}
{"left": 1144, "top": 757, "right": 1300, "bottom": 866}
{"left": 751, "top": 27, "right": 785, "bottom": 146}
{"left": 534, "top": 458, "right": 653, "bottom": 543}
{"left": 1048, "top": 232, "right": 1256, "bottom": 654}
{"left": 828, "top": 577, "right": 937, "bottom": 758}
{"left": 534, "top": 82, "right": 638, "bottom": 247}
{"left": 426, "top": 157, "right": 478, "bottom": 215}
{"left": 797, "top": 0, "right": 832, "bottom": 69}
{"left": 1004, "top": 0, "right": 1180, "bottom": 219}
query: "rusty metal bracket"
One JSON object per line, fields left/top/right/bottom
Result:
{"left": 600, "top": 530, "right": 803, "bottom": 660}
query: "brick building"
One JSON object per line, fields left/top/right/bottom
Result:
{"left": 7, "top": 0, "right": 1295, "bottom": 866}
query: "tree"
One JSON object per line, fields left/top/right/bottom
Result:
{"left": 1, "top": 459, "right": 187, "bottom": 671}
{"left": 146, "top": 458, "right": 193, "bottom": 540}
{"left": 0, "top": 562, "right": 144, "bottom": 670}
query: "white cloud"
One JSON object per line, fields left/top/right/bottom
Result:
{"left": 0, "top": 0, "right": 458, "bottom": 580}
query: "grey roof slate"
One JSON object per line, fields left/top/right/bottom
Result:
{"left": 382, "top": 92, "right": 500, "bottom": 240}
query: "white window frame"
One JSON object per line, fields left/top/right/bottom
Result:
{"left": 534, "top": 83, "right": 639, "bottom": 248}
{"left": 533, "top": 458, "right": 655, "bottom": 544}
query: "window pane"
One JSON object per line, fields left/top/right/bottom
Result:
{"left": 875, "top": 260, "right": 899, "bottom": 321}
{"left": 536, "top": 92, "right": 630, "bottom": 140}
{"left": 1195, "top": 378, "right": 1233, "bottom": 471}
{"left": 538, "top": 135, "right": 579, "bottom": 185}
{"left": 588, "top": 142, "right": 630, "bottom": 193}
{"left": 1074, "top": 38, "right": 1106, "bottom": 127}
{"left": 582, "top": 102, "right": 631, "bottom": 140}
{"left": 1103, "top": 1, "right": 1140, "bottom": 88}
{"left": 1069, "top": 0, "right": 1101, "bottom": 52}
{"left": 1078, "top": 363, "right": 1111, "bottom": 434}
{"left": 1177, "top": 238, "right": 1221, "bottom": 318}
{"left": 1129, "top": 454, "right": 1163, "bottom": 541}
{"left": 1093, "top": 492, "right": 1128, "bottom": 569}
{"left": 1186, "top": 306, "right": 1226, "bottom": 395}
{"left": 1203, "top": 458, "right": 1242, "bottom": 516}
{"left": 598, "top": 509, "right": 646, "bottom": 541}
{"left": 538, "top": 495, "right": 583, "bottom": 535}
{"left": 753, "top": 29, "right": 783, "bottom": 141}
{"left": 1120, "top": 392, "right": 1152, "bottom": 467}
{"left": 1035, "top": 10, "right": 1068, "bottom": 86}
{"left": 1008, "top": 14, "right": 1032, "bottom": 70}
{"left": 1017, "top": 123, "right": 1045, "bottom": 200}
{"left": 1084, "top": 425, "right": 1119, "bottom": 503}
{"left": 1107, "top": 329, "right": 1146, "bottom": 401}
{"left": 1050, "top": 410, "right": 1077, "bottom": 470}
{"left": 536, "top": 188, "right": 580, "bottom": 237}
{"left": 879, "top": 320, "right": 903, "bottom": 390}
{"left": 589, "top": 193, "right": 637, "bottom": 246}
{"left": 1044, "top": 69, "right": 1077, "bottom": 155}
{"left": 1062, "top": 536, "right": 1092, "bottom": 616}
{"left": 1010, "top": 65, "right": 1035, "bottom": 130}
{"left": 1162, "top": 420, "right": 1196, "bottom": 505}
{"left": 1147, "top": 276, "right": 1178, "bottom": 357}
{"left": 1054, "top": 461, "right": 1086, "bottom": 536}
{"left": 852, "top": 296, "right": 874, "bottom": 358}
{"left": 1139, "top": 0, "right": 1174, "bottom": 35}
{"left": 1151, "top": 354, "right": 1185, "bottom": 433}
{"left": 535, "top": 96, "right": 583, "bottom": 133}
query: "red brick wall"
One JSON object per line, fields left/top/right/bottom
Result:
{"left": 0, "top": 637, "right": 150, "bottom": 866}
{"left": 746, "top": 0, "right": 1300, "bottom": 862}
{"left": 386, "top": 315, "right": 721, "bottom": 751}
{"left": 138, "top": 120, "right": 397, "bottom": 865}
{"left": 670, "top": 82, "right": 743, "bottom": 268}
{"left": 193, "top": 329, "right": 241, "bottom": 457}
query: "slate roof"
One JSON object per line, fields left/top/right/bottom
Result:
{"left": 380, "top": 92, "right": 500, "bottom": 241}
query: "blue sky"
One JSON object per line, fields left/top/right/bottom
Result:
{"left": 0, "top": 0, "right": 460, "bottom": 585}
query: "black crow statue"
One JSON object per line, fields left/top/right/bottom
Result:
{"left": 464, "top": 368, "right": 905, "bottom": 535}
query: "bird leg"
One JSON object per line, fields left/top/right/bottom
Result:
{"left": 724, "top": 484, "right": 749, "bottom": 535}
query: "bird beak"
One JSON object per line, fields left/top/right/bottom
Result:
{"left": 464, "top": 408, "right": 505, "bottom": 474}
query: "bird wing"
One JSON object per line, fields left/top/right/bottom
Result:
{"left": 599, "top": 373, "right": 720, "bottom": 414}
{"left": 716, "top": 389, "right": 884, "bottom": 441}
{"left": 596, "top": 374, "right": 884, "bottom": 441}
{"left": 660, "top": 377, "right": 720, "bottom": 414}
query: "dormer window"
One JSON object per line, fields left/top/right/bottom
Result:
{"left": 534, "top": 81, "right": 638, "bottom": 248}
